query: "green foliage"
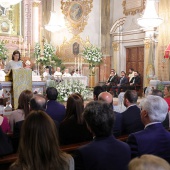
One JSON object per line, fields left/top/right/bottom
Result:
{"left": 156, "top": 82, "right": 164, "bottom": 92}
{"left": 0, "top": 42, "right": 8, "bottom": 60}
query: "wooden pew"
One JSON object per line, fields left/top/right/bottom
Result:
{"left": 0, "top": 135, "right": 129, "bottom": 169}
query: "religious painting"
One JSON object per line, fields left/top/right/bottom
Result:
{"left": 122, "top": 0, "right": 146, "bottom": 16}
{"left": 73, "top": 42, "right": 79, "bottom": 55}
{"left": 61, "top": 0, "right": 93, "bottom": 35}
{"left": 0, "top": 18, "right": 12, "bottom": 34}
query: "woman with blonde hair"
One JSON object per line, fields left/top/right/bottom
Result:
{"left": 164, "top": 85, "right": 170, "bottom": 111}
{"left": 129, "top": 154, "right": 170, "bottom": 170}
{"left": 10, "top": 110, "right": 74, "bottom": 170}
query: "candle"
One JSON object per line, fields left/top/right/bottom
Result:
{"left": 28, "top": 43, "right": 30, "bottom": 58}
{"left": 75, "top": 57, "right": 76, "bottom": 70}
{"left": 78, "top": 57, "right": 79, "bottom": 72}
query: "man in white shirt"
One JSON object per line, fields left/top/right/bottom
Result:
{"left": 63, "top": 68, "right": 71, "bottom": 77}
{"left": 54, "top": 67, "right": 62, "bottom": 81}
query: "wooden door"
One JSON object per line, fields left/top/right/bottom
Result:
{"left": 126, "top": 46, "right": 144, "bottom": 78}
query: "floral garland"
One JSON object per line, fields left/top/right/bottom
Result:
{"left": 0, "top": 42, "right": 8, "bottom": 60}
{"left": 82, "top": 45, "right": 103, "bottom": 68}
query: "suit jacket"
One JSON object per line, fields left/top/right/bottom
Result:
{"left": 121, "top": 105, "right": 144, "bottom": 135}
{"left": 74, "top": 135, "right": 130, "bottom": 170}
{"left": 107, "top": 75, "right": 118, "bottom": 86}
{"left": 46, "top": 100, "right": 66, "bottom": 123}
{"left": 113, "top": 111, "right": 122, "bottom": 137}
{"left": 127, "top": 123, "right": 170, "bottom": 163}
{"left": 119, "top": 76, "right": 128, "bottom": 86}
{"left": 129, "top": 76, "right": 141, "bottom": 86}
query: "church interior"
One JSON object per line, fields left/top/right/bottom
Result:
{"left": 1, "top": 0, "right": 170, "bottom": 169}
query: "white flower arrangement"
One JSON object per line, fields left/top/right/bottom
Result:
{"left": 82, "top": 45, "right": 103, "bottom": 67}
{"left": 25, "top": 60, "right": 31, "bottom": 66}
{"left": 55, "top": 80, "right": 91, "bottom": 102}
{"left": 34, "top": 43, "right": 55, "bottom": 66}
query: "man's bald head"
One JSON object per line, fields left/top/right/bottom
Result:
{"left": 30, "top": 94, "right": 47, "bottom": 111}
{"left": 98, "top": 92, "right": 113, "bottom": 107}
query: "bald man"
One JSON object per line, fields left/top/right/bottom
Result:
{"left": 98, "top": 92, "right": 122, "bottom": 137}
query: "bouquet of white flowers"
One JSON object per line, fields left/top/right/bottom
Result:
{"left": 82, "top": 45, "right": 102, "bottom": 68}
{"left": 54, "top": 80, "right": 91, "bottom": 102}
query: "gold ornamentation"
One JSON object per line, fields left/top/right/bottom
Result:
{"left": 144, "top": 39, "right": 150, "bottom": 48}
{"left": 56, "top": 35, "right": 92, "bottom": 62}
{"left": 122, "top": 0, "right": 146, "bottom": 16}
{"left": 112, "top": 42, "right": 119, "bottom": 51}
{"left": 61, "top": 0, "right": 93, "bottom": 35}
{"left": 32, "top": 1, "right": 41, "bottom": 7}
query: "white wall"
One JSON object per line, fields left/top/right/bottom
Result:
{"left": 50, "top": 0, "right": 101, "bottom": 48}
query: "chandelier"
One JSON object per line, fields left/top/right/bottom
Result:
{"left": 45, "top": 0, "right": 63, "bottom": 33}
{"left": 137, "top": 0, "right": 163, "bottom": 29}
{"left": 0, "top": 0, "right": 22, "bottom": 8}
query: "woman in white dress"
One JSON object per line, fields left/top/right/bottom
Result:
{"left": 4, "top": 50, "right": 23, "bottom": 73}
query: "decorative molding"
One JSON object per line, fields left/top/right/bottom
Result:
{"left": 144, "top": 39, "right": 151, "bottom": 48}
{"left": 61, "top": 0, "right": 93, "bottom": 35}
{"left": 112, "top": 42, "right": 119, "bottom": 51}
{"left": 32, "top": 1, "right": 41, "bottom": 7}
{"left": 122, "top": 0, "right": 146, "bottom": 16}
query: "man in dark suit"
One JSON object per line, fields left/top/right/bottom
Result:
{"left": 127, "top": 95, "right": 170, "bottom": 163}
{"left": 46, "top": 87, "right": 66, "bottom": 123}
{"left": 121, "top": 90, "right": 144, "bottom": 135}
{"left": 128, "top": 71, "right": 141, "bottom": 90}
{"left": 102, "top": 69, "right": 118, "bottom": 92}
{"left": 98, "top": 91, "right": 122, "bottom": 137}
{"left": 112, "top": 71, "right": 128, "bottom": 97}
{"left": 74, "top": 101, "right": 130, "bottom": 170}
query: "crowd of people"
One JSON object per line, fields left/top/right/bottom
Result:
{"left": 103, "top": 68, "right": 141, "bottom": 97}
{"left": 1, "top": 56, "right": 170, "bottom": 169}
{"left": 0, "top": 81, "right": 170, "bottom": 169}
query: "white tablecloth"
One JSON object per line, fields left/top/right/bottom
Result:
{"left": 62, "top": 76, "right": 88, "bottom": 86}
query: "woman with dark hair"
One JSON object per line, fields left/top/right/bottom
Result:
{"left": 10, "top": 110, "right": 74, "bottom": 170}
{"left": 9, "top": 90, "right": 33, "bottom": 131}
{"left": 4, "top": 50, "right": 23, "bottom": 73}
{"left": 59, "top": 93, "right": 92, "bottom": 145}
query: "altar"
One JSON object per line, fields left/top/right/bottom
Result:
{"left": 1, "top": 81, "right": 46, "bottom": 107}
{"left": 62, "top": 76, "right": 88, "bottom": 87}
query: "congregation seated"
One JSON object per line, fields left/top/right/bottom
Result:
{"left": 63, "top": 68, "right": 71, "bottom": 77}
{"left": 112, "top": 71, "right": 128, "bottom": 97}
{"left": 10, "top": 110, "right": 74, "bottom": 170}
{"left": 127, "top": 95, "right": 170, "bottom": 163}
{"left": 121, "top": 90, "right": 144, "bottom": 135}
{"left": 102, "top": 69, "right": 118, "bottom": 92}
{"left": 59, "top": 93, "right": 93, "bottom": 145}
{"left": 74, "top": 101, "right": 130, "bottom": 170}
{"left": 93, "top": 85, "right": 104, "bottom": 101}
{"left": 98, "top": 92, "right": 122, "bottom": 137}
{"left": 129, "top": 154, "right": 170, "bottom": 170}
{"left": 46, "top": 87, "right": 66, "bottom": 124}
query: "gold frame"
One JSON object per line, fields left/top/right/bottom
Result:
{"left": 122, "top": 0, "right": 146, "bottom": 16}
{"left": 56, "top": 35, "right": 92, "bottom": 62}
{"left": 61, "top": 0, "right": 93, "bottom": 35}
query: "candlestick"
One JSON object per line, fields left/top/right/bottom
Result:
{"left": 28, "top": 43, "right": 30, "bottom": 58}
{"left": 75, "top": 57, "right": 76, "bottom": 70}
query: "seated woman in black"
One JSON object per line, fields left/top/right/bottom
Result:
{"left": 59, "top": 93, "right": 93, "bottom": 145}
